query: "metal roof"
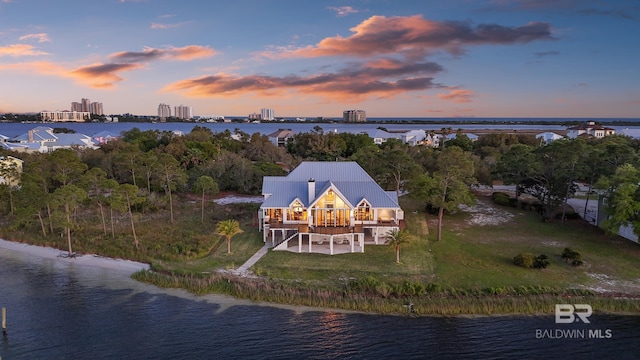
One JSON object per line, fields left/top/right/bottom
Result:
{"left": 261, "top": 161, "right": 400, "bottom": 209}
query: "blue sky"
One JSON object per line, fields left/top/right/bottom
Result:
{"left": 1, "top": 0, "right": 638, "bottom": 118}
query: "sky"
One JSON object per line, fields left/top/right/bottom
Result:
{"left": 0, "top": 0, "right": 639, "bottom": 118}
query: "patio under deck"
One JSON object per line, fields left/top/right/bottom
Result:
{"left": 264, "top": 223, "right": 398, "bottom": 255}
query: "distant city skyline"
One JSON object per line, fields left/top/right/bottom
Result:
{"left": 1, "top": 1, "right": 639, "bottom": 118}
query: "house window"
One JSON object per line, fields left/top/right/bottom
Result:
{"left": 355, "top": 201, "right": 373, "bottom": 221}
{"left": 287, "top": 200, "right": 306, "bottom": 221}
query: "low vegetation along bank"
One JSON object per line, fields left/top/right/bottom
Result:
{"left": 132, "top": 270, "right": 640, "bottom": 316}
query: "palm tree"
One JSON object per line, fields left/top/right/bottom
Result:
{"left": 215, "top": 219, "right": 244, "bottom": 254}
{"left": 386, "top": 228, "right": 411, "bottom": 264}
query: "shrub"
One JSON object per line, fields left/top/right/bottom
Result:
{"left": 562, "top": 247, "right": 583, "bottom": 266}
{"left": 513, "top": 252, "right": 537, "bottom": 268}
{"left": 514, "top": 253, "right": 550, "bottom": 269}
{"left": 492, "top": 192, "right": 512, "bottom": 207}
{"left": 534, "top": 254, "right": 550, "bottom": 269}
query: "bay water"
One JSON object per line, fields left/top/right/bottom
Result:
{"left": 1, "top": 246, "right": 639, "bottom": 359}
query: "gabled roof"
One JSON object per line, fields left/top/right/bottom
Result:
{"left": 267, "top": 129, "right": 295, "bottom": 138}
{"left": 261, "top": 161, "right": 400, "bottom": 209}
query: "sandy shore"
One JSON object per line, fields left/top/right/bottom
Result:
{"left": 0, "top": 238, "right": 150, "bottom": 274}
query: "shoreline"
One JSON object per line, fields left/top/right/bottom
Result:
{"left": 0, "top": 238, "right": 150, "bottom": 274}
{"left": 2, "top": 237, "right": 639, "bottom": 317}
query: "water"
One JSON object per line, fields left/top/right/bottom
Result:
{"left": 3, "top": 118, "right": 640, "bottom": 139}
{"left": 1, "top": 246, "right": 639, "bottom": 359}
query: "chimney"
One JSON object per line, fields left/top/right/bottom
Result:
{"left": 28, "top": 130, "right": 33, "bottom": 142}
{"left": 308, "top": 178, "right": 315, "bottom": 203}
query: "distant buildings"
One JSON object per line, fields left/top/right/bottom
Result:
{"left": 261, "top": 108, "right": 275, "bottom": 121}
{"left": 535, "top": 132, "right": 564, "bottom": 145}
{"left": 158, "top": 103, "right": 171, "bottom": 120}
{"left": 566, "top": 121, "right": 615, "bottom": 139}
{"left": 267, "top": 129, "right": 295, "bottom": 147}
{"left": 343, "top": 110, "right": 366, "bottom": 123}
{"left": 174, "top": 105, "right": 193, "bottom": 120}
{"left": 40, "top": 111, "right": 90, "bottom": 122}
{"left": 1, "top": 126, "right": 96, "bottom": 153}
{"left": 157, "top": 103, "right": 193, "bottom": 120}
{"left": 71, "top": 98, "right": 103, "bottom": 115}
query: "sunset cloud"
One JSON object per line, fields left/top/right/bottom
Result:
{"left": 0, "top": 60, "right": 142, "bottom": 89}
{"left": 163, "top": 58, "right": 444, "bottom": 100}
{"left": 171, "top": 15, "right": 553, "bottom": 102}
{"left": 68, "top": 63, "right": 143, "bottom": 88}
{"left": 437, "top": 89, "right": 475, "bottom": 103}
{"left": 0, "top": 44, "right": 48, "bottom": 57}
{"left": 269, "top": 15, "right": 554, "bottom": 58}
{"left": 109, "top": 45, "right": 216, "bottom": 62}
{"left": 19, "top": 33, "right": 50, "bottom": 43}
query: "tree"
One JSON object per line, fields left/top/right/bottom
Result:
{"left": 156, "top": 153, "right": 187, "bottom": 223}
{"left": 194, "top": 175, "right": 219, "bottom": 223}
{"left": 215, "top": 219, "right": 243, "bottom": 254}
{"left": 49, "top": 149, "right": 88, "bottom": 187}
{"left": 51, "top": 184, "right": 87, "bottom": 257}
{"left": 410, "top": 146, "right": 476, "bottom": 241}
{"left": 115, "top": 184, "right": 146, "bottom": 250}
{"left": 0, "top": 157, "right": 21, "bottom": 217}
{"left": 386, "top": 228, "right": 411, "bottom": 263}
{"left": 493, "top": 144, "right": 536, "bottom": 203}
{"left": 597, "top": 163, "right": 640, "bottom": 237}
{"left": 81, "top": 167, "right": 118, "bottom": 236}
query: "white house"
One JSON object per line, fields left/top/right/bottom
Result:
{"left": 566, "top": 121, "right": 615, "bottom": 139}
{"left": 259, "top": 162, "right": 403, "bottom": 255}
{"left": 535, "top": 132, "right": 564, "bottom": 145}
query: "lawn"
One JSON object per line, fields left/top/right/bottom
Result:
{"left": 254, "top": 195, "right": 640, "bottom": 295}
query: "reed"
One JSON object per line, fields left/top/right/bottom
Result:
{"left": 132, "top": 270, "right": 640, "bottom": 316}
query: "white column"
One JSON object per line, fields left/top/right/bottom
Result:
{"left": 298, "top": 233, "right": 302, "bottom": 253}
{"left": 360, "top": 234, "right": 364, "bottom": 253}
{"left": 374, "top": 228, "right": 379, "bottom": 245}
{"left": 270, "top": 229, "right": 275, "bottom": 246}
{"left": 308, "top": 234, "right": 312, "bottom": 252}
{"left": 330, "top": 235, "right": 334, "bottom": 255}
{"left": 350, "top": 233, "right": 355, "bottom": 253}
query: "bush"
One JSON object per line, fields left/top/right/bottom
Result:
{"left": 514, "top": 253, "right": 550, "bottom": 269}
{"left": 534, "top": 254, "right": 550, "bottom": 269}
{"left": 513, "top": 253, "right": 537, "bottom": 268}
{"left": 562, "top": 247, "right": 583, "bottom": 266}
{"left": 492, "top": 192, "right": 512, "bottom": 207}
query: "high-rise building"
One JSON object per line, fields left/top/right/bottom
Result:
{"left": 261, "top": 108, "right": 275, "bottom": 121}
{"left": 174, "top": 105, "right": 193, "bottom": 120}
{"left": 72, "top": 98, "right": 103, "bottom": 115}
{"left": 343, "top": 109, "right": 366, "bottom": 123}
{"left": 90, "top": 102, "right": 104, "bottom": 116}
{"left": 81, "top": 98, "right": 91, "bottom": 112}
{"left": 158, "top": 103, "right": 172, "bottom": 119}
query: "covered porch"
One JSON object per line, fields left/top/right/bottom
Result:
{"left": 264, "top": 225, "right": 398, "bottom": 255}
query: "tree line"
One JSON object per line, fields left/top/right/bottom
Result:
{"left": 2, "top": 125, "right": 640, "bottom": 257}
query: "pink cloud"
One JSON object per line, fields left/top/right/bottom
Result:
{"left": 109, "top": 45, "right": 216, "bottom": 62}
{"left": 437, "top": 89, "right": 475, "bottom": 103}
{"left": 0, "top": 44, "right": 48, "bottom": 57}
{"left": 265, "top": 15, "right": 553, "bottom": 59}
